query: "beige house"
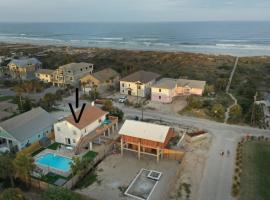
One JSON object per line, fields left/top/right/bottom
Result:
{"left": 120, "top": 70, "right": 160, "bottom": 98}
{"left": 8, "top": 57, "right": 42, "bottom": 80}
{"left": 35, "top": 69, "right": 55, "bottom": 83}
{"left": 80, "top": 68, "right": 119, "bottom": 93}
{"left": 53, "top": 62, "right": 94, "bottom": 86}
{"left": 151, "top": 78, "right": 206, "bottom": 103}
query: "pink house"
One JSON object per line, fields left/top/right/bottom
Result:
{"left": 151, "top": 78, "right": 206, "bottom": 103}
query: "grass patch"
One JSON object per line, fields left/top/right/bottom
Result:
{"left": 74, "top": 171, "right": 98, "bottom": 189}
{"left": 83, "top": 151, "right": 98, "bottom": 160}
{"left": 31, "top": 147, "right": 46, "bottom": 156}
{"left": 239, "top": 141, "right": 270, "bottom": 200}
{"left": 47, "top": 142, "right": 61, "bottom": 150}
{"left": 41, "top": 172, "right": 68, "bottom": 185}
{"left": 0, "top": 95, "right": 14, "bottom": 102}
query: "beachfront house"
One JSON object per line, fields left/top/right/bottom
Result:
{"left": 80, "top": 68, "right": 119, "bottom": 93}
{"left": 54, "top": 105, "right": 118, "bottom": 154}
{"left": 8, "top": 57, "right": 42, "bottom": 80}
{"left": 35, "top": 69, "right": 55, "bottom": 83}
{"left": 52, "top": 62, "right": 94, "bottom": 87}
{"left": 120, "top": 70, "right": 160, "bottom": 98}
{"left": 119, "top": 120, "right": 175, "bottom": 162}
{"left": 0, "top": 107, "right": 55, "bottom": 152}
{"left": 151, "top": 78, "right": 206, "bottom": 103}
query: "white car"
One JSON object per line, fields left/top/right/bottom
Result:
{"left": 119, "top": 96, "right": 128, "bottom": 103}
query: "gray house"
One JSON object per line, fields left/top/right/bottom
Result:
{"left": 0, "top": 107, "right": 55, "bottom": 151}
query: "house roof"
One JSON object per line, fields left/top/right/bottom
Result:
{"left": 152, "top": 78, "right": 206, "bottom": 90}
{"left": 177, "top": 79, "right": 206, "bottom": 89}
{"left": 59, "top": 62, "right": 93, "bottom": 71}
{"left": 36, "top": 69, "right": 55, "bottom": 75}
{"left": 65, "top": 106, "right": 108, "bottom": 130}
{"left": 119, "top": 120, "right": 170, "bottom": 143}
{"left": 0, "top": 107, "right": 55, "bottom": 142}
{"left": 152, "top": 78, "right": 178, "bottom": 89}
{"left": 92, "top": 68, "right": 119, "bottom": 82}
{"left": 8, "top": 57, "right": 41, "bottom": 68}
{"left": 121, "top": 70, "right": 160, "bottom": 84}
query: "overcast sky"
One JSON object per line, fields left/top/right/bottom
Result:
{"left": 0, "top": 0, "right": 270, "bottom": 22}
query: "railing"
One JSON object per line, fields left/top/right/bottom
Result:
{"left": 74, "top": 116, "right": 118, "bottom": 154}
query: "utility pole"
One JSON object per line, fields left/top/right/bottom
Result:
{"left": 251, "top": 92, "right": 257, "bottom": 126}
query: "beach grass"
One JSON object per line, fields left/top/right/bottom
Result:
{"left": 239, "top": 141, "right": 270, "bottom": 200}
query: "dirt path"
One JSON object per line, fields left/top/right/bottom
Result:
{"left": 224, "top": 57, "right": 239, "bottom": 123}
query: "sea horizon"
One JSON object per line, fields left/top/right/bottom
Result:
{"left": 1, "top": 21, "right": 270, "bottom": 56}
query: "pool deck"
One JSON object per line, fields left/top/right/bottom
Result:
{"left": 34, "top": 149, "right": 73, "bottom": 177}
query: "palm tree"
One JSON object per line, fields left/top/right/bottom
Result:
{"left": 13, "top": 152, "right": 35, "bottom": 188}
{"left": 14, "top": 85, "right": 24, "bottom": 112}
{"left": 0, "top": 153, "right": 16, "bottom": 187}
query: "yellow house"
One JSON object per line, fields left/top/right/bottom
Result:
{"left": 35, "top": 69, "right": 55, "bottom": 83}
{"left": 120, "top": 70, "right": 160, "bottom": 98}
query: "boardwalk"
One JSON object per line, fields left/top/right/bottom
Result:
{"left": 224, "top": 57, "right": 239, "bottom": 123}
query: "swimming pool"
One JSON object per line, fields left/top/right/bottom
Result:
{"left": 35, "top": 153, "right": 72, "bottom": 172}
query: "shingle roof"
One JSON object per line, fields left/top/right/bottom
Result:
{"left": 152, "top": 78, "right": 206, "bottom": 90}
{"left": 59, "top": 62, "right": 93, "bottom": 70}
{"left": 66, "top": 106, "right": 108, "bottom": 130}
{"left": 92, "top": 68, "right": 119, "bottom": 82}
{"left": 36, "top": 69, "right": 55, "bottom": 75}
{"left": 8, "top": 58, "right": 41, "bottom": 68}
{"left": 119, "top": 120, "right": 170, "bottom": 143}
{"left": 0, "top": 107, "right": 55, "bottom": 142}
{"left": 121, "top": 70, "right": 160, "bottom": 84}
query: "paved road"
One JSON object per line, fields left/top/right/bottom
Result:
{"left": 119, "top": 106, "right": 270, "bottom": 200}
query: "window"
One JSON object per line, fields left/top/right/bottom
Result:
{"left": 86, "top": 67, "right": 88, "bottom": 69}
{"left": 138, "top": 86, "right": 141, "bottom": 89}
{"left": 159, "top": 96, "right": 161, "bottom": 100}
{"left": 73, "top": 130, "right": 77, "bottom": 135}
{"left": 159, "top": 89, "right": 162, "bottom": 92}
{"left": 57, "top": 127, "right": 61, "bottom": 131}
{"left": 122, "top": 83, "right": 124, "bottom": 87}
{"left": 70, "top": 77, "right": 73, "bottom": 80}
{"left": 80, "top": 68, "right": 83, "bottom": 71}
{"left": 68, "top": 70, "right": 71, "bottom": 73}
{"left": 98, "top": 119, "right": 102, "bottom": 123}
{"left": 85, "top": 129, "right": 87, "bottom": 133}
{"left": 122, "top": 90, "right": 124, "bottom": 93}
{"left": 73, "top": 139, "right": 76, "bottom": 143}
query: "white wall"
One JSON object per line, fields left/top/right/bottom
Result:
{"left": 54, "top": 114, "right": 106, "bottom": 147}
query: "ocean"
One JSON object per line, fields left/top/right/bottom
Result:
{"left": 0, "top": 21, "right": 270, "bottom": 56}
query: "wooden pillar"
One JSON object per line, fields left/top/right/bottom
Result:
{"left": 89, "top": 142, "right": 93, "bottom": 150}
{"left": 138, "top": 142, "right": 141, "bottom": 160}
{"left": 157, "top": 147, "right": 160, "bottom": 162}
{"left": 120, "top": 137, "right": 123, "bottom": 156}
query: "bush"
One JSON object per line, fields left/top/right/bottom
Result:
{"left": 42, "top": 187, "right": 82, "bottom": 200}
{"left": 0, "top": 188, "right": 25, "bottom": 200}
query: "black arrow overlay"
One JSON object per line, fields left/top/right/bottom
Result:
{"left": 68, "top": 88, "right": 86, "bottom": 123}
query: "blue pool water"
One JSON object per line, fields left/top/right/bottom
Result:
{"left": 36, "top": 153, "right": 72, "bottom": 172}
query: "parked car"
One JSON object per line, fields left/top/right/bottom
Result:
{"left": 119, "top": 96, "right": 128, "bottom": 103}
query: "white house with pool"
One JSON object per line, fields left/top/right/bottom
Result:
{"left": 54, "top": 105, "right": 119, "bottom": 154}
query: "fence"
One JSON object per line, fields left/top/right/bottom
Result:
{"left": 63, "top": 140, "right": 116, "bottom": 189}
{"left": 162, "top": 148, "right": 185, "bottom": 161}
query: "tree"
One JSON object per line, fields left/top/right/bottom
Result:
{"left": 13, "top": 152, "right": 35, "bottom": 187}
{"left": 215, "top": 78, "right": 227, "bottom": 92}
{"left": 42, "top": 187, "right": 81, "bottom": 200}
{"left": 109, "top": 107, "right": 124, "bottom": 121}
{"left": 90, "top": 85, "right": 99, "bottom": 100}
{"left": 204, "top": 84, "right": 215, "bottom": 96}
{"left": 186, "top": 96, "right": 202, "bottom": 109}
{"left": 70, "top": 157, "right": 81, "bottom": 188}
{"left": 211, "top": 103, "right": 225, "bottom": 119}
{"left": 14, "top": 85, "right": 24, "bottom": 111}
{"left": 0, "top": 153, "right": 16, "bottom": 187}
{"left": 102, "top": 100, "right": 113, "bottom": 111}
{"left": 43, "top": 93, "right": 56, "bottom": 110}
{"left": 229, "top": 104, "right": 242, "bottom": 122}
{"left": 0, "top": 188, "right": 25, "bottom": 200}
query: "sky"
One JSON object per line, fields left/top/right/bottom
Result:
{"left": 0, "top": 0, "right": 270, "bottom": 22}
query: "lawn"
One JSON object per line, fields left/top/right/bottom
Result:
{"left": 83, "top": 151, "right": 98, "bottom": 160}
{"left": 0, "top": 95, "right": 14, "bottom": 102}
{"left": 47, "top": 142, "right": 61, "bottom": 150}
{"left": 239, "top": 141, "right": 270, "bottom": 200}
